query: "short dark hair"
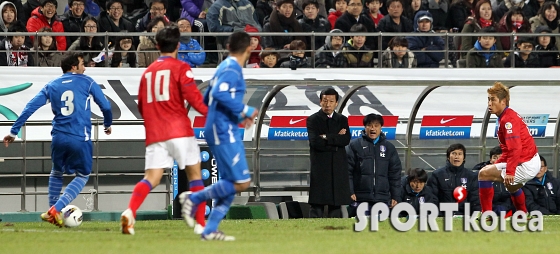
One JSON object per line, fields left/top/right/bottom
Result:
{"left": 156, "top": 24, "right": 180, "bottom": 53}
{"left": 517, "top": 36, "right": 535, "bottom": 46}
{"left": 146, "top": 16, "right": 169, "bottom": 32}
{"left": 446, "top": 143, "right": 466, "bottom": 159}
{"left": 69, "top": 0, "right": 86, "bottom": 6}
{"left": 41, "top": 0, "right": 58, "bottom": 8}
{"left": 365, "top": 0, "right": 382, "bottom": 4}
{"left": 106, "top": 0, "right": 123, "bottom": 10}
{"left": 150, "top": 0, "right": 168, "bottom": 9}
{"left": 61, "top": 53, "right": 84, "bottom": 73}
{"left": 540, "top": 155, "right": 547, "bottom": 167}
{"left": 388, "top": 36, "right": 408, "bottom": 49}
{"left": 289, "top": 40, "right": 306, "bottom": 50}
{"left": 350, "top": 23, "right": 367, "bottom": 33}
{"left": 7, "top": 21, "right": 27, "bottom": 40}
{"left": 489, "top": 146, "right": 502, "bottom": 158}
{"left": 363, "top": 113, "right": 384, "bottom": 127}
{"left": 319, "top": 88, "right": 339, "bottom": 102}
{"left": 386, "top": 0, "right": 403, "bottom": 9}
{"left": 408, "top": 168, "right": 428, "bottom": 183}
{"left": 37, "top": 27, "right": 57, "bottom": 50}
{"left": 227, "top": 31, "right": 251, "bottom": 54}
{"left": 302, "top": 0, "right": 319, "bottom": 9}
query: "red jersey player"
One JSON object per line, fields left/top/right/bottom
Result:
{"left": 478, "top": 82, "right": 541, "bottom": 219}
{"left": 120, "top": 24, "right": 208, "bottom": 235}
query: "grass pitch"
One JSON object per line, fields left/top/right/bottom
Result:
{"left": 2, "top": 217, "right": 560, "bottom": 254}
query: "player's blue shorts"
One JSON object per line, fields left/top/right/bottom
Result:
{"left": 208, "top": 141, "right": 250, "bottom": 183}
{"left": 51, "top": 132, "right": 92, "bottom": 176}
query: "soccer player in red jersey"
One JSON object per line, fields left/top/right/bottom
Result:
{"left": 478, "top": 82, "right": 541, "bottom": 218}
{"left": 120, "top": 24, "right": 208, "bottom": 235}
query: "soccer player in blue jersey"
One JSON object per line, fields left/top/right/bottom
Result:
{"left": 3, "top": 53, "right": 112, "bottom": 227}
{"left": 180, "top": 31, "right": 258, "bottom": 241}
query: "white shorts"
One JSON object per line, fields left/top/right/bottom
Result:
{"left": 145, "top": 137, "right": 201, "bottom": 170}
{"left": 496, "top": 153, "right": 540, "bottom": 186}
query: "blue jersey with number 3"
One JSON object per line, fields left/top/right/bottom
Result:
{"left": 10, "top": 72, "right": 112, "bottom": 141}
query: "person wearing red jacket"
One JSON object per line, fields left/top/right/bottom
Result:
{"left": 25, "top": 0, "right": 66, "bottom": 51}
{"left": 478, "top": 82, "right": 541, "bottom": 218}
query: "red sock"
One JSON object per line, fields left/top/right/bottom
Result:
{"left": 191, "top": 185, "right": 206, "bottom": 226}
{"left": 128, "top": 179, "right": 152, "bottom": 217}
{"left": 478, "top": 181, "right": 494, "bottom": 213}
{"left": 511, "top": 189, "right": 527, "bottom": 213}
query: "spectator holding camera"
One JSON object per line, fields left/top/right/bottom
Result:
{"left": 280, "top": 39, "right": 309, "bottom": 69}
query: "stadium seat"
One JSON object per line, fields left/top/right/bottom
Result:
{"left": 457, "top": 59, "right": 466, "bottom": 68}
{"left": 246, "top": 202, "right": 280, "bottom": 219}
{"left": 226, "top": 205, "right": 268, "bottom": 219}
{"left": 278, "top": 201, "right": 309, "bottom": 219}
{"left": 232, "top": 196, "right": 249, "bottom": 205}
{"left": 248, "top": 196, "right": 293, "bottom": 203}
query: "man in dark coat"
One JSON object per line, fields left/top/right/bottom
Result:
{"left": 522, "top": 155, "right": 560, "bottom": 215}
{"left": 346, "top": 113, "right": 402, "bottom": 216}
{"left": 306, "top": 87, "right": 351, "bottom": 218}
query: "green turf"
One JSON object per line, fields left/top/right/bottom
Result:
{"left": 2, "top": 217, "right": 560, "bottom": 254}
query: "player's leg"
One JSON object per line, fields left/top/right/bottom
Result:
{"left": 478, "top": 163, "right": 504, "bottom": 213}
{"left": 41, "top": 133, "right": 66, "bottom": 224}
{"left": 505, "top": 154, "right": 541, "bottom": 214}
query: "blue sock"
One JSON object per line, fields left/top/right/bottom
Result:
{"left": 189, "top": 179, "right": 204, "bottom": 188}
{"left": 191, "top": 180, "right": 236, "bottom": 205}
{"left": 203, "top": 194, "right": 234, "bottom": 235}
{"left": 54, "top": 174, "right": 89, "bottom": 212}
{"left": 48, "top": 170, "right": 64, "bottom": 207}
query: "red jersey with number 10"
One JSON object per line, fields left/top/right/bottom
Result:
{"left": 138, "top": 56, "right": 207, "bottom": 146}
{"left": 495, "top": 107, "right": 538, "bottom": 176}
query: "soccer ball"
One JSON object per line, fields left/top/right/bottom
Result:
{"left": 61, "top": 205, "right": 83, "bottom": 227}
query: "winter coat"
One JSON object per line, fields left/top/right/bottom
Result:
{"left": 347, "top": 132, "right": 402, "bottom": 204}
{"left": 406, "top": 11, "right": 445, "bottom": 67}
{"left": 460, "top": 17, "right": 501, "bottom": 58}
{"left": 307, "top": 109, "right": 352, "bottom": 206}
{"left": 446, "top": 0, "right": 472, "bottom": 30}
{"left": 494, "top": 0, "right": 532, "bottom": 21}
{"left": 22, "top": 0, "right": 41, "bottom": 24}
{"left": 67, "top": 38, "right": 106, "bottom": 67}
{"left": 26, "top": 7, "right": 66, "bottom": 51}
{"left": 341, "top": 40, "right": 374, "bottom": 67}
{"left": 61, "top": 10, "right": 91, "bottom": 50}
{"left": 377, "top": 15, "right": 414, "bottom": 50}
{"left": 178, "top": 38, "right": 206, "bottom": 67}
{"left": 523, "top": 172, "right": 560, "bottom": 215}
{"left": 0, "top": 38, "right": 33, "bottom": 66}
{"left": 137, "top": 35, "right": 160, "bottom": 68}
{"left": 315, "top": 43, "right": 346, "bottom": 68}
{"left": 427, "top": 160, "right": 480, "bottom": 215}
{"left": 529, "top": 15, "right": 560, "bottom": 50}
{"left": 497, "top": 14, "right": 532, "bottom": 51}
{"left": 334, "top": 11, "right": 378, "bottom": 51}
{"left": 381, "top": 48, "right": 417, "bottom": 68}
{"left": 298, "top": 15, "right": 331, "bottom": 50}
{"left": 98, "top": 11, "right": 136, "bottom": 47}
{"left": 466, "top": 42, "right": 504, "bottom": 68}
{"left": 255, "top": 0, "right": 273, "bottom": 27}
{"left": 207, "top": 0, "right": 261, "bottom": 32}
{"left": 420, "top": 0, "right": 449, "bottom": 31}
{"left": 279, "top": 54, "right": 310, "bottom": 68}
{"left": 328, "top": 10, "right": 343, "bottom": 29}
{"left": 63, "top": 0, "right": 100, "bottom": 17}
{"left": 180, "top": 0, "right": 204, "bottom": 26}
{"left": 504, "top": 52, "right": 540, "bottom": 67}
{"left": 400, "top": 179, "right": 439, "bottom": 216}
{"left": 34, "top": 50, "right": 63, "bottom": 67}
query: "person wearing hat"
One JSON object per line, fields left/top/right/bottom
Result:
{"left": 245, "top": 24, "right": 262, "bottom": 65}
{"left": 405, "top": 10, "right": 444, "bottom": 68}
{"left": 504, "top": 36, "right": 540, "bottom": 67}
{"left": 533, "top": 25, "right": 559, "bottom": 67}
{"left": 315, "top": 28, "right": 345, "bottom": 67}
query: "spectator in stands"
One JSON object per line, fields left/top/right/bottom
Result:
{"left": 446, "top": 0, "right": 476, "bottom": 32}
{"left": 263, "top": 0, "right": 306, "bottom": 52}
{"left": 529, "top": 2, "right": 560, "bottom": 49}
{"left": 498, "top": 7, "right": 531, "bottom": 52}
{"left": 404, "top": 0, "right": 421, "bottom": 21}
{"left": 315, "top": 28, "right": 346, "bottom": 68}
{"left": 280, "top": 39, "right": 309, "bottom": 68}
{"left": 68, "top": 17, "right": 106, "bottom": 67}
{"left": 460, "top": 0, "right": 499, "bottom": 59}
{"left": 406, "top": 10, "right": 444, "bottom": 68}
{"left": 334, "top": 0, "right": 377, "bottom": 51}
{"left": 98, "top": 0, "right": 136, "bottom": 47}
{"left": 33, "top": 26, "right": 62, "bottom": 66}
{"left": 327, "top": 0, "right": 346, "bottom": 29}
{"left": 523, "top": 155, "right": 560, "bottom": 215}
{"left": 64, "top": 0, "right": 100, "bottom": 17}
{"left": 400, "top": 168, "right": 438, "bottom": 217}
{"left": 207, "top": 0, "right": 261, "bottom": 33}
{"left": 0, "top": 21, "right": 33, "bottom": 66}
{"left": 110, "top": 35, "right": 136, "bottom": 67}
{"left": 298, "top": 0, "right": 330, "bottom": 50}
{"left": 293, "top": 0, "right": 327, "bottom": 19}
{"left": 381, "top": 36, "right": 417, "bottom": 67}
{"left": 466, "top": 27, "right": 504, "bottom": 67}
{"left": 307, "top": 87, "right": 352, "bottom": 218}
{"left": 136, "top": 0, "right": 169, "bottom": 32}
{"left": 0, "top": 1, "right": 17, "bottom": 37}
{"left": 534, "top": 25, "right": 559, "bottom": 67}
{"left": 177, "top": 17, "right": 205, "bottom": 67}
{"left": 26, "top": 0, "right": 66, "bottom": 51}
{"left": 365, "top": 0, "right": 384, "bottom": 27}
{"left": 259, "top": 47, "right": 280, "bottom": 67}
{"left": 256, "top": 0, "right": 274, "bottom": 27}
{"left": 472, "top": 146, "right": 513, "bottom": 216}
{"left": 494, "top": 0, "right": 533, "bottom": 21}
{"left": 245, "top": 24, "right": 262, "bottom": 66}
{"left": 378, "top": 0, "right": 413, "bottom": 50}
{"left": 180, "top": 0, "right": 206, "bottom": 29}
{"left": 62, "top": 0, "right": 92, "bottom": 50}
{"left": 1, "top": 0, "right": 25, "bottom": 23}
{"left": 427, "top": 143, "right": 480, "bottom": 215}
{"left": 346, "top": 113, "right": 402, "bottom": 217}
{"left": 504, "top": 36, "right": 540, "bottom": 67}
{"left": 137, "top": 16, "right": 168, "bottom": 67}
{"left": 341, "top": 23, "right": 374, "bottom": 67}
{"left": 22, "top": 0, "right": 42, "bottom": 25}
{"left": 421, "top": 0, "right": 449, "bottom": 31}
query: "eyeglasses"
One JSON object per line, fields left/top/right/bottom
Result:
{"left": 84, "top": 25, "right": 97, "bottom": 29}
{"left": 43, "top": 4, "right": 57, "bottom": 9}
{"left": 151, "top": 7, "right": 165, "bottom": 11}
{"left": 72, "top": 2, "right": 85, "bottom": 7}
{"left": 109, "top": 7, "right": 123, "bottom": 11}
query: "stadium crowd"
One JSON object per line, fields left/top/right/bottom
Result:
{"left": 1, "top": 0, "right": 560, "bottom": 67}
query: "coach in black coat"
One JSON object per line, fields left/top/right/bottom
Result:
{"left": 307, "top": 88, "right": 351, "bottom": 218}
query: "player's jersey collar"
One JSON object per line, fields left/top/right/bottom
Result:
{"left": 497, "top": 107, "right": 509, "bottom": 120}
{"left": 157, "top": 56, "right": 173, "bottom": 61}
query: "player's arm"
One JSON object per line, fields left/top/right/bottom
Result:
{"left": 179, "top": 66, "right": 208, "bottom": 116}
{"left": 89, "top": 81, "right": 113, "bottom": 132}
{"left": 4, "top": 86, "right": 49, "bottom": 144}
{"left": 210, "top": 70, "right": 255, "bottom": 119}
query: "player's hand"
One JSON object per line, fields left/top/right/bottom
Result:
{"left": 3, "top": 135, "right": 15, "bottom": 147}
{"left": 104, "top": 127, "right": 112, "bottom": 135}
{"left": 390, "top": 199, "right": 397, "bottom": 208}
{"left": 242, "top": 109, "right": 259, "bottom": 129}
{"left": 338, "top": 128, "right": 346, "bottom": 135}
{"left": 504, "top": 175, "right": 515, "bottom": 186}
{"left": 351, "top": 194, "right": 356, "bottom": 201}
